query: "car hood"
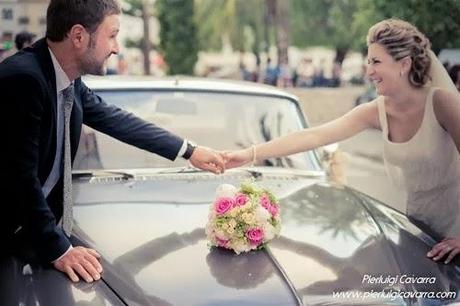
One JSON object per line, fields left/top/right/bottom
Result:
{"left": 72, "top": 169, "right": 460, "bottom": 305}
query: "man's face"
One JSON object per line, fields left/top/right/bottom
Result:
{"left": 79, "top": 14, "right": 120, "bottom": 75}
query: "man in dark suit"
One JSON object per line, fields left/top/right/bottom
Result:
{"left": 0, "top": 0, "right": 225, "bottom": 283}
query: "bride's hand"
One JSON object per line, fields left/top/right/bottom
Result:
{"left": 224, "top": 148, "right": 253, "bottom": 169}
{"left": 427, "top": 237, "right": 460, "bottom": 264}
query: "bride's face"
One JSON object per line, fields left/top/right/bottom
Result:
{"left": 366, "top": 43, "right": 405, "bottom": 95}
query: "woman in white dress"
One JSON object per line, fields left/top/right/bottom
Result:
{"left": 225, "top": 19, "right": 460, "bottom": 264}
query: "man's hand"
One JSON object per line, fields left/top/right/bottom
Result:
{"left": 427, "top": 237, "right": 460, "bottom": 264}
{"left": 53, "top": 246, "right": 103, "bottom": 282}
{"left": 224, "top": 148, "right": 253, "bottom": 169}
{"left": 189, "top": 147, "right": 225, "bottom": 174}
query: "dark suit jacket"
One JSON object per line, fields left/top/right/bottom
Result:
{"left": 0, "top": 38, "right": 184, "bottom": 263}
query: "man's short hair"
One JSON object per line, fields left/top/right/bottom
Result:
{"left": 46, "top": 0, "right": 121, "bottom": 42}
{"left": 15, "top": 31, "right": 36, "bottom": 50}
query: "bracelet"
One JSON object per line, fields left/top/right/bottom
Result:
{"left": 251, "top": 145, "right": 257, "bottom": 166}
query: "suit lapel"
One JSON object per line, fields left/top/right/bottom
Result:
{"left": 34, "top": 38, "right": 58, "bottom": 106}
{"left": 31, "top": 39, "right": 59, "bottom": 174}
{"left": 33, "top": 38, "right": 58, "bottom": 144}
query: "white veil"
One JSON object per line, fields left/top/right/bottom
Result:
{"left": 428, "top": 50, "right": 458, "bottom": 93}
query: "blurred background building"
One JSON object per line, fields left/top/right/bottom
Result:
{"left": 0, "top": 0, "right": 47, "bottom": 52}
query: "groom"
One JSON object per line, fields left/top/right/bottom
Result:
{"left": 0, "top": 0, "right": 224, "bottom": 283}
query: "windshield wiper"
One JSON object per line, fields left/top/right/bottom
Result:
{"left": 155, "top": 167, "right": 203, "bottom": 174}
{"left": 236, "top": 168, "right": 263, "bottom": 179}
{"left": 229, "top": 167, "right": 324, "bottom": 179}
{"left": 72, "top": 170, "right": 135, "bottom": 180}
{"left": 154, "top": 167, "right": 263, "bottom": 178}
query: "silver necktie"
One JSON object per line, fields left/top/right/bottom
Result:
{"left": 62, "top": 84, "right": 74, "bottom": 237}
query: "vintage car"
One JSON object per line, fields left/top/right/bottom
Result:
{"left": 2, "top": 76, "right": 460, "bottom": 305}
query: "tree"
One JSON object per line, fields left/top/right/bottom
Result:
{"left": 195, "top": 0, "right": 237, "bottom": 51}
{"left": 353, "top": 0, "right": 460, "bottom": 55}
{"left": 290, "top": 0, "right": 460, "bottom": 64}
{"left": 123, "top": 0, "right": 153, "bottom": 75}
{"left": 268, "top": 0, "right": 290, "bottom": 65}
{"left": 290, "top": 0, "right": 357, "bottom": 65}
{"left": 157, "top": 0, "right": 198, "bottom": 75}
{"left": 195, "top": 0, "right": 265, "bottom": 61}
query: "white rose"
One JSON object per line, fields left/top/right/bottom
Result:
{"left": 255, "top": 206, "right": 271, "bottom": 222}
{"left": 215, "top": 230, "right": 228, "bottom": 241}
{"left": 233, "top": 241, "right": 251, "bottom": 254}
{"left": 229, "top": 209, "right": 238, "bottom": 218}
{"left": 228, "top": 218, "right": 237, "bottom": 228}
{"left": 242, "top": 212, "right": 255, "bottom": 224}
{"left": 216, "top": 184, "right": 238, "bottom": 198}
{"left": 221, "top": 223, "right": 229, "bottom": 231}
{"left": 263, "top": 224, "right": 276, "bottom": 240}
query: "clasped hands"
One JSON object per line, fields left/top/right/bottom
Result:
{"left": 188, "top": 147, "right": 252, "bottom": 174}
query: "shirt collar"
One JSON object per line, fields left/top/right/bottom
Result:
{"left": 48, "top": 47, "right": 71, "bottom": 93}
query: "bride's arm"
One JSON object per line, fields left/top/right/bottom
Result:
{"left": 225, "top": 100, "right": 380, "bottom": 168}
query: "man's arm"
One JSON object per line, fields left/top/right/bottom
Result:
{"left": 78, "top": 79, "right": 184, "bottom": 160}
{"left": 77, "top": 79, "right": 225, "bottom": 173}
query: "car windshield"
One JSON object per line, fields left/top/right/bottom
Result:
{"left": 74, "top": 89, "right": 320, "bottom": 171}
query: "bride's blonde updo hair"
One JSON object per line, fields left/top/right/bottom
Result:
{"left": 367, "top": 18, "right": 431, "bottom": 87}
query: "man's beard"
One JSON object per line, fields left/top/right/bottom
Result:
{"left": 79, "top": 35, "right": 109, "bottom": 75}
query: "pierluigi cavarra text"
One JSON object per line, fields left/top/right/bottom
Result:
{"left": 362, "top": 274, "right": 436, "bottom": 286}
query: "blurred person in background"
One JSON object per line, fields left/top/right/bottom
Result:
{"left": 263, "top": 57, "right": 279, "bottom": 86}
{"left": 278, "top": 62, "right": 293, "bottom": 88}
{"left": 330, "top": 62, "right": 342, "bottom": 87}
{"left": 295, "top": 57, "right": 315, "bottom": 87}
{"left": 14, "top": 31, "right": 36, "bottom": 50}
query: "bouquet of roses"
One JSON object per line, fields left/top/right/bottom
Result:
{"left": 206, "top": 182, "right": 281, "bottom": 254}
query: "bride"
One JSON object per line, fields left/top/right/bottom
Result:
{"left": 225, "top": 18, "right": 460, "bottom": 264}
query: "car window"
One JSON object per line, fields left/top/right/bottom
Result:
{"left": 74, "top": 90, "right": 320, "bottom": 171}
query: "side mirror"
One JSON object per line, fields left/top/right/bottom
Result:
{"left": 318, "top": 143, "right": 349, "bottom": 184}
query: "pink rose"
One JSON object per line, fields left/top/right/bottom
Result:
{"left": 234, "top": 193, "right": 249, "bottom": 207}
{"left": 269, "top": 204, "right": 279, "bottom": 217}
{"left": 214, "top": 197, "right": 235, "bottom": 215}
{"left": 260, "top": 194, "right": 271, "bottom": 211}
{"left": 216, "top": 237, "right": 229, "bottom": 248}
{"left": 246, "top": 228, "right": 264, "bottom": 246}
